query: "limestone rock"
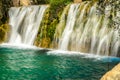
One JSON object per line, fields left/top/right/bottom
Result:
{"left": 74, "top": 0, "right": 82, "bottom": 3}
{"left": 101, "top": 63, "right": 120, "bottom": 80}
{"left": 12, "top": 0, "right": 31, "bottom": 6}
{"left": 20, "top": 0, "right": 31, "bottom": 6}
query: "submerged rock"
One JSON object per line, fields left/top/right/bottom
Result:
{"left": 101, "top": 63, "right": 120, "bottom": 80}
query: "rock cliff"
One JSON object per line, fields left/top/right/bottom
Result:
{"left": 101, "top": 63, "right": 120, "bottom": 80}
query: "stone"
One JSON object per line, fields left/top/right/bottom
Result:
{"left": 74, "top": 0, "right": 82, "bottom": 3}
{"left": 12, "top": 0, "right": 31, "bottom": 6}
{"left": 101, "top": 63, "right": 120, "bottom": 80}
{"left": 20, "top": 0, "right": 31, "bottom": 6}
{"left": 12, "top": 0, "right": 20, "bottom": 6}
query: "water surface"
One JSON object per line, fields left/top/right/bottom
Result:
{"left": 0, "top": 46, "right": 119, "bottom": 80}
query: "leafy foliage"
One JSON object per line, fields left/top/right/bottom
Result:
{"left": 49, "top": 0, "right": 72, "bottom": 19}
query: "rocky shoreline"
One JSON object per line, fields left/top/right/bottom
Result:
{"left": 101, "top": 63, "right": 120, "bottom": 80}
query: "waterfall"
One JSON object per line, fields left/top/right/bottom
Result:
{"left": 6, "top": 1, "right": 119, "bottom": 56}
{"left": 8, "top": 5, "right": 48, "bottom": 45}
{"left": 54, "top": 2, "right": 120, "bottom": 56}
{"left": 58, "top": 4, "right": 80, "bottom": 50}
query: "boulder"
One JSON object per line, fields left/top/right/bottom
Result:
{"left": 12, "top": 0, "right": 31, "bottom": 6}
{"left": 20, "top": 0, "right": 31, "bottom": 6}
{"left": 101, "top": 63, "right": 120, "bottom": 80}
{"left": 74, "top": 0, "right": 82, "bottom": 3}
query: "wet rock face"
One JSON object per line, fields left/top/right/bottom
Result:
{"left": 0, "top": 0, "right": 3, "bottom": 25}
{"left": 0, "top": 0, "right": 31, "bottom": 23}
{"left": 0, "top": 0, "right": 12, "bottom": 25}
{"left": 101, "top": 63, "right": 120, "bottom": 80}
{"left": 0, "top": 1, "right": 2, "bottom": 25}
{"left": 0, "top": 0, "right": 12, "bottom": 43}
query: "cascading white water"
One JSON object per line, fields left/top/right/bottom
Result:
{"left": 54, "top": 2, "right": 120, "bottom": 56}
{"left": 7, "top": 2, "right": 119, "bottom": 56}
{"left": 8, "top": 5, "right": 48, "bottom": 45}
{"left": 58, "top": 4, "right": 80, "bottom": 50}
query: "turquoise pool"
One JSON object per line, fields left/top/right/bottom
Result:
{"left": 0, "top": 46, "right": 119, "bottom": 80}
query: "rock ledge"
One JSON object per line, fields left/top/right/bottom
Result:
{"left": 101, "top": 63, "right": 120, "bottom": 80}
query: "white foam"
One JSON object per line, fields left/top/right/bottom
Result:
{"left": 47, "top": 50, "right": 108, "bottom": 60}
{"left": 1, "top": 43, "right": 119, "bottom": 62}
{"left": 0, "top": 43, "right": 41, "bottom": 50}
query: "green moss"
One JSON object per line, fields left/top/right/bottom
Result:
{"left": 33, "top": 0, "right": 50, "bottom": 4}
{"left": 34, "top": 0, "right": 73, "bottom": 48}
{"left": 0, "top": 24, "right": 9, "bottom": 43}
{"left": 0, "top": 27, "right": 6, "bottom": 43}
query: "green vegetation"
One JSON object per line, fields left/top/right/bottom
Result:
{"left": 33, "top": 0, "right": 49, "bottom": 4}
{"left": 34, "top": 0, "right": 72, "bottom": 48}
{"left": 0, "top": 0, "right": 12, "bottom": 43}
{"left": 97, "top": 0, "right": 120, "bottom": 39}
{"left": 0, "top": 0, "right": 12, "bottom": 24}
{"left": 0, "top": 27, "right": 6, "bottom": 43}
{"left": 0, "top": 24, "right": 9, "bottom": 43}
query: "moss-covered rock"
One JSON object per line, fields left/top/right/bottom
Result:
{"left": 0, "top": 27, "right": 6, "bottom": 43}
{"left": 0, "top": 0, "right": 12, "bottom": 25}
{"left": 0, "top": 24, "right": 10, "bottom": 43}
{"left": 34, "top": 0, "right": 73, "bottom": 48}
